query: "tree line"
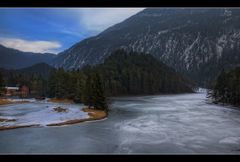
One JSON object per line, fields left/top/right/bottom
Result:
{"left": 208, "top": 67, "right": 240, "bottom": 106}
{"left": 0, "top": 50, "right": 197, "bottom": 111}
{"left": 0, "top": 66, "right": 108, "bottom": 111}
{"left": 48, "top": 68, "right": 108, "bottom": 111}
{"left": 0, "top": 72, "right": 4, "bottom": 96}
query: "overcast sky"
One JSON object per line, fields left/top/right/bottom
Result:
{"left": 0, "top": 8, "right": 144, "bottom": 54}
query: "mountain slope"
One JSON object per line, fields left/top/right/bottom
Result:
{"left": 18, "top": 63, "right": 56, "bottom": 78}
{"left": 0, "top": 45, "right": 56, "bottom": 69}
{"left": 0, "top": 62, "right": 56, "bottom": 80}
{"left": 52, "top": 8, "right": 240, "bottom": 86}
{"left": 83, "top": 50, "right": 195, "bottom": 96}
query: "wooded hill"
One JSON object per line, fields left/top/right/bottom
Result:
{"left": 85, "top": 50, "right": 195, "bottom": 96}
{"left": 208, "top": 67, "right": 240, "bottom": 106}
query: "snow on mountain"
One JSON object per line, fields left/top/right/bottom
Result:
{"left": 52, "top": 8, "right": 240, "bottom": 86}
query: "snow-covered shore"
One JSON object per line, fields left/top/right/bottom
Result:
{"left": 0, "top": 99, "right": 106, "bottom": 130}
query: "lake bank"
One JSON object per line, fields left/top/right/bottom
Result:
{"left": 47, "top": 108, "right": 107, "bottom": 126}
{"left": 0, "top": 98, "right": 30, "bottom": 105}
{"left": 0, "top": 100, "right": 107, "bottom": 131}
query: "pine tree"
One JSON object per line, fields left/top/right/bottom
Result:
{"left": 213, "top": 69, "right": 228, "bottom": 103}
{"left": 210, "top": 67, "right": 240, "bottom": 106}
{"left": 0, "top": 72, "right": 5, "bottom": 96}
{"left": 48, "top": 71, "right": 57, "bottom": 98}
{"left": 47, "top": 68, "right": 67, "bottom": 98}
{"left": 92, "top": 73, "right": 108, "bottom": 111}
{"left": 74, "top": 74, "right": 84, "bottom": 103}
{"left": 55, "top": 68, "right": 67, "bottom": 98}
{"left": 82, "top": 74, "right": 94, "bottom": 108}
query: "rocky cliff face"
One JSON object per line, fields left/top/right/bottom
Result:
{"left": 52, "top": 8, "right": 240, "bottom": 86}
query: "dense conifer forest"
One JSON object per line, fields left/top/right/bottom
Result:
{"left": 208, "top": 67, "right": 240, "bottom": 106}
{"left": 87, "top": 50, "right": 195, "bottom": 96}
{"left": 0, "top": 50, "right": 195, "bottom": 110}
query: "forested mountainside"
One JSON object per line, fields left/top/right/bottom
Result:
{"left": 52, "top": 8, "right": 240, "bottom": 86}
{"left": 0, "top": 50, "right": 194, "bottom": 99}
{"left": 0, "top": 63, "right": 55, "bottom": 81}
{"left": 81, "top": 50, "right": 195, "bottom": 96}
{"left": 208, "top": 66, "right": 240, "bottom": 106}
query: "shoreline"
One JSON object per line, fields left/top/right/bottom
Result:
{"left": 109, "top": 91, "right": 197, "bottom": 99}
{"left": 0, "top": 99, "right": 30, "bottom": 106}
{"left": 47, "top": 108, "right": 107, "bottom": 126}
{"left": 0, "top": 124, "right": 40, "bottom": 131}
{"left": 0, "top": 108, "right": 107, "bottom": 131}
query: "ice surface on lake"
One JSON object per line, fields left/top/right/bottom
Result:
{"left": 1, "top": 92, "right": 240, "bottom": 153}
{"left": 112, "top": 92, "right": 240, "bottom": 153}
{"left": 0, "top": 100, "right": 88, "bottom": 127}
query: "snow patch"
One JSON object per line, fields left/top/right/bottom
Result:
{"left": 158, "top": 30, "right": 169, "bottom": 35}
{"left": 0, "top": 100, "right": 89, "bottom": 127}
{"left": 223, "top": 9, "right": 232, "bottom": 17}
{"left": 183, "top": 33, "right": 200, "bottom": 70}
{"left": 216, "top": 44, "right": 223, "bottom": 59}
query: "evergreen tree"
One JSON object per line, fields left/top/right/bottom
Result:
{"left": 55, "top": 68, "right": 67, "bottom": 98}
{"left": 47, "top": 68, "right": 67, "bottom": 98}
{"left": 92, "top": 73, "right": 108, "bottom": 111}
{"left": 74, "top": 74, "right": 84, "bottom": 103}
{"left": 48, "top": 71, "right": 57, "bottom": 98}
{"left": 82, "top": 74, "right": 94, "bottom": 108}
{"left": 210, "top": 67, "right": 240, "bottom": 106}
{"left": 0, "top": 72, "right": 5, "bottom": 96}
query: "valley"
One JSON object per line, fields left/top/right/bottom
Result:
{"left": 1, "top": 8, "right": 240, "bottom": 154}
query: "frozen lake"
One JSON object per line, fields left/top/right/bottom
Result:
{"left": 1, "top": 92, "right": 240, "bottom": 154}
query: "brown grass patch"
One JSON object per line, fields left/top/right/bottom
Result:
{"left": 82, "top": 108, "right": 107, "bottom": 119}
{"left": 0, "top": 99, "right": 12, "bottom": 105}
{"left": 0, "top": 99, "right": 30, "bottom": 105}
{"left": 47, "top": 108, "right": 107, "bottom": 126}
{"left": 47, "top": 98, "right": 73, "bottom": 103}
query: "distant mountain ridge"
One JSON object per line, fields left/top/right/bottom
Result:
{"left": 0, "top": 62, "right": 55, "bottom": 80}
{"left": 51, "top": 8, "right": 240, "bottom": 86}
{"left": 0, "top": 44, "right": 56, "bottom": 69}
{"left": 18, "top": 62, "right": 56, "bottom": 78}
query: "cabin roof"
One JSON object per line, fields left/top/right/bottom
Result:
{"left": 5, "top": 86, "right": 19, "bottom": 90}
